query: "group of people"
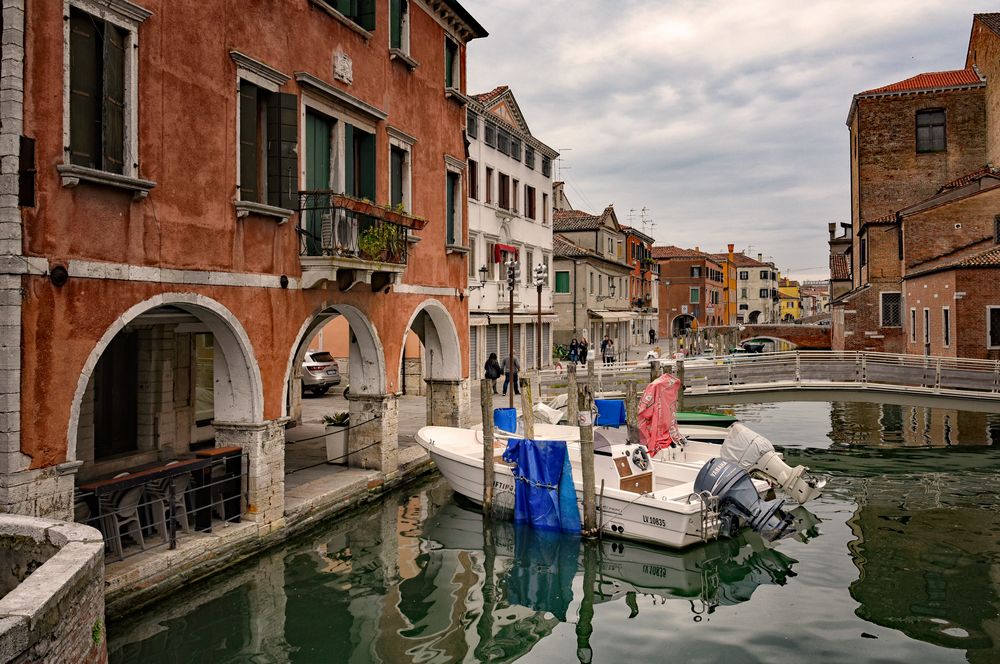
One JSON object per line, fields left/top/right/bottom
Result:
{"left": 568, "top": 335, "right": 619, "bottom": 366}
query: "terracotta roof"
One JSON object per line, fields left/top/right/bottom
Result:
{"left": 975, "top": 13, "right": 1000, "bottom": 37}
{"left": 553, "top": 209, "right": 600, "bottom": 232}
{"left": 728, "top": 252, "right": 771, "bottom": 268}
{"left": 954, "top": 245, "right": 1000, "bottom": 267}
{"left": 651, "top": 245, "right": 699, "bottom": 259}
{"left": 552, "top": 235, "right": 594, "bottom": 259}
{"left": 940, "top": 166, "right": 994, "bottom": 190}
{"left": 830, "top": 254, "right": 850, "bottom": 281}
{"left": 471, "top": 85, "right": 508, "bottom": 105}
{"left": 859, "top": 69, "right": 984, "bottom": 95}
{"left": 861, "top": 212, "right": 898, "bottom": 228}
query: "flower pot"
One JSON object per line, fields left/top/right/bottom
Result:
{"left": 325, "top": 425, "right": 348, "bottom": 464}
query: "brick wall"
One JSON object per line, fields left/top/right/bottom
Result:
{"left": 966, "top": 17, "right": 1000, "bottom": 166}
{"left": 903, "top": 267, "right": 1000, "bottom": 360}
{"left": 903, "top": 185, "right": 1000, "bottom": 270}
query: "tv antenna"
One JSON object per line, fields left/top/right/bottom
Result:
{"left": 555, "top": 148, "right": 572, "bottom": 180}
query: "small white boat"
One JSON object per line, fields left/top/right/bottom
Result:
{"left": 416, "top": 424, "right": 794, "bottom": 549}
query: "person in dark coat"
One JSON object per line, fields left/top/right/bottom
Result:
{"left": 501, "top": 355, "right": 521, "bottom": 396}
{"left": 484, "top": 352, "right": 501, "bottom": 394}
{"left": 579, "top": 336, "right": 589, "bottom": 365}
{"left": 568, "top": 338, "right": 579, "bottom": 363}
{"left": 649, "top": 328, "right": 656, "bottom": 344}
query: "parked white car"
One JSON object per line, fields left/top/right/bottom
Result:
{"left": 301, "top": 350, "right": 341, "bottom": 396}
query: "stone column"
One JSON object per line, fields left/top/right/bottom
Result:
{"left": 214, "top": 419, "right": 287, "bottom": 532}
{"left": 347, "top": 393, "right": 398, "bottom": 476}
{"left": 424, "top": 378, "right": 470, "bottom": 428}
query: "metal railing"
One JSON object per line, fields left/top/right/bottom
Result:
{"left": 298, "top": 192, "right": 408, "bottom": 264}
{"left": 532, "top": 351, "right": 1000, "bottom": 401}
{"left": 74, "top": 452, "right": 248, "bottom": 563}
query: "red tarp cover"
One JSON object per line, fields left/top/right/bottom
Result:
{"left": 638, "top": 373, "right": 683, "bottom": 456}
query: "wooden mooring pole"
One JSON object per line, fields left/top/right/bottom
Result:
{"left": 567, "top": 362, "right": 578, "bottom": 424}
{"left": 520, "top": 375, "right": 535, "bottom": 440}
{"left": 676, "top": 359, "right": 686, "bottom": 411}
{"left": 480, "top": 378, "right": 494, "bottom": 513}
{"left": 578, "top": 384, "right": 597, "bottom": 536}
{"left": 625, "top": 380, "right": 639, "bottom": 444}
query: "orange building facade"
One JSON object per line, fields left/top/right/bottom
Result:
{"left": 1, "top": 0, "right": 486, "bottom": 520}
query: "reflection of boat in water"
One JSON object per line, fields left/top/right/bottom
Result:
{"left": 424, "top": 501, "right": 811, "bottom": 620}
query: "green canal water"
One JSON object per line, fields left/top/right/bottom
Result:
{"left": 108, "top": 401, "right": 1000, "bottom": 664}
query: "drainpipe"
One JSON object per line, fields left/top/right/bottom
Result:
{"left": 573, "top": 260, "right": 579, "bottom": 334}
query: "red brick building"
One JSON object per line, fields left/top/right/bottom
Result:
{"left": 831, "top": 13, "right": 1000, "bottom": 358}
{"left": 653, "top": 246, "right": 726, "bottom": 336}
{"left": 622, "top": 226, "right": 658, "bottom": 344}
{"left": 1, "top": 0, "right": 486, "bottom": 523}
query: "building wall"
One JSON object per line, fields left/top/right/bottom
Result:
{"left": 966, "top": 18, "right": 1000, "bottom": 167}
{"left": 904, "top": 267, "right": 1000, "bottom": 360}
{"left": 735, "top": 263, "right": 778, "bottom": 324}
{"left": 656, "top": 257, "right": 725, "bottom": 334}
{"left": 902, "top": 186, "right": 1000, "bottom": 270}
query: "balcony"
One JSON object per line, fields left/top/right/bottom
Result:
{"left": 297, "top": 192, "right": 427, "bottom": 290}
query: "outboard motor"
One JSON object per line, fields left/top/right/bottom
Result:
{"left": 695, "top": 458, "right": 794, "bottom": 541}
{"left": 719, "top": 423, "right": 826, "bottom": 504}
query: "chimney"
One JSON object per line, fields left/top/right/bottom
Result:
{"left": 828, "top": 222, "right": 836, "bottom": 240}
{"left": 757, "top": 253, "right": 763, "bottom": 262}
{"left": 695, "top": 245, "right": 700, "bottom": 252}
{"left": 727, "top": 243, "right": 734, "bottom": 253}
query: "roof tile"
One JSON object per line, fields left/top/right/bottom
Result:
{"left": 830, "top": 254, "right": 850, "bottom": 281}
{"left": 859, "top": 69, "right": 983, "bottom": 96}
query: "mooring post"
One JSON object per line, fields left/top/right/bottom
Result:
{"left": 566, "top": 362, "right": 579, "bottom": 424}
{"left": 480, "top": 378, "right": 495, "bottom": 513}
{"left": 649, "top": 358, "right": 660, "bottom": 383}
{"left": 625, "top": 381, "right": 639, "bottom": 444}
{"left": 578, "top": 384, "right": 597, "bottom": 536}
{"left": 576, "top": 540, "right": 598, "bottom": 664}
{"left": 520, "top": 375, "right": 535, "bottom": 440}
{"left": 676, "top": 359, "right": 686, "bottom": 411}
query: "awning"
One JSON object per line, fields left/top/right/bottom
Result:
{"left": 589, "top": 310, "right": 637, "bottom": 321}
{"left": 493, "top": 243, "right": 518, "bottom": 262}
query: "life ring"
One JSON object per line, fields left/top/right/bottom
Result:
{"left": 631, "top": 445, "right": 650, "bottom": 472}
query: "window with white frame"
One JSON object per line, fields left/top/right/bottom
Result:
{"left": 389, "top": 0, "right": 410, "bottom": 54}
{"left": 690, "top": 287, "right": 700, "bottom": 303}
{"left": 989, "top": 306, "right": 1000, "bottom": 349}
{"left": 388, "top": 129, "right": 413, "bottom": 213}
{"left": 65, "top": 1, "right": 151, "bottom": 179}
{"left": 942, "top": 307, "right": 950, "bottom": 347}
{"left": 468, "top": 235, "right": 477, "bottom": 278}
{"left": 468, "top": 159, "right": 478, "bottom": 200}
{"left": 444, "top": 36, "right": 460, "bottom": 88}
{"left": 739, "top": 271, "right": 749, "bottom": 280}
{"left": 880, "top": 292, "right": 901, "bottom": 327}
{"left": 445, "top": 158, "right": 463, "bottom": 246}
{"left": 923, "top": 308, "right": 930, "bottom": 345}
{"left": 555, "top": 270, "right": 570, "bottom": 294}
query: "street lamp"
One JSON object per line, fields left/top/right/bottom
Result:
{"left": 468, "top": 264, "right": 489, "bottom": 291}
{"left": 596, "top": 279, "right": 616, "bottom": 302}
{"left": 533, "top": 262, "right": 548, "bottom": 371}
{"left": 505, "top": 259, "right": 520, "bottom": 409}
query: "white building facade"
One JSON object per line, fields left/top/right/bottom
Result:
{"left": 466, "top": 86, "right": 559, "bottom": 375}
{"left": 734, "top": 253, "right": 780, "bottom": 324}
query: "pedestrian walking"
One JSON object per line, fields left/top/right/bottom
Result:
{"left": 501, "top": 355, "right": 521, "bottom": 396}
{"left": 603, "top": 336, "right": 615, "bottom": 365}
{"left": 568, "top": 337, "right": 579, "bottom": 364}
{"left": 484, "top": 352, "right": 501, "bottom": 394}
{"left": 579, "top": 336, "right": 589, "bottom": 365}
{"left": 648, "top": 328, "right": 656, "bottom": 344}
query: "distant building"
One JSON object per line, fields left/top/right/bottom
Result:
{"left": 778, "top": 278, "right": 802, "bottom": 321}
{"left": 652, "top": 246, "right": 726, "bottom": 336}
{"left": 830, "top": 13, "right": 1000, "bottom": 359}
{"left": 729, "top": 253, "right": 780, "bottom": 324}
{"left": 707, "top": 244, "right": 741, "bottom": 327}
{"left": 466, "top": 86, "right": 559, "bottom": 373}
{"left": 622, "top": 226, "right": 659, "bottom": 345}
{"left": 800, "top": 280, "right": 831, "bottom": 318}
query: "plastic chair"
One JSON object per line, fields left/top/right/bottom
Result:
{"left": 100, "top": 486, "right": 145, "bottom": 561}
{"left": 148, "top": 470, "right": 192, "bottom": 542}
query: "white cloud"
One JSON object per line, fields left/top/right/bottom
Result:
{"left": 463, "top": 0, "right": 985, "bottom": 280}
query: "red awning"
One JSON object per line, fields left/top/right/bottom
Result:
{"left": 493, "top": 243, "right": 519, "bottom": 262}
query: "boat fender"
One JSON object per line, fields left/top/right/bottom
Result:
{"left": 631, "top": 445, "right": 650, "bottom": 472}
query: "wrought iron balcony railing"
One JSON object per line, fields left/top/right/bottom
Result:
{"left": 297, "top": 192, "right": 427, "bottom": 265}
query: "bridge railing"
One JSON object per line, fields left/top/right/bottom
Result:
{"left": 534, "top": 351, "right": 1000, "bottom": 400}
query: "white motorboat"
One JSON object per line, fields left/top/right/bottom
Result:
{"left": 416, "top": 424, "right": 794, "bottom": 550}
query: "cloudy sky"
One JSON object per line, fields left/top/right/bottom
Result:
{"left": 463, "top": 0, "right": 990, "bottom": 280}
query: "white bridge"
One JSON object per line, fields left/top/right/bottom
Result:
{"left": 535, "top": 351, "right": 1000, "bottom": 403}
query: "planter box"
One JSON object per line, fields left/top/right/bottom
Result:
{"left": 325, "top": 425, "right": 348, "bottom": 464}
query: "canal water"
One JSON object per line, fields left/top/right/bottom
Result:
{"left": 108, "top": 401, "right": 1000, "bottom": 664}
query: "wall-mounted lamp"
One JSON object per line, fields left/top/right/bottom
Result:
{"left": 596, "top": 280, "right": 616, "bottom": 302}
{"left": 468, "top": 265, "right": 489, "bottom": 291}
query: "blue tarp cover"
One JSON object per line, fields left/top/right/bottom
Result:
{"left": 595, "top": 399, "right": 627, "bottom": 427}
{"left": 506, "top": 525, "right": 580, "bottom": 621}
{"left": 503, "top": 438, "right": 581, "bottom": 533}
{"left": 494, "top": 407, "right": 518, "bottom": 433}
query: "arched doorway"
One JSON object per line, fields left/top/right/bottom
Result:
{"left": 748, "top": 310, "right": 762, "bottom": 324}
{"left": 400, "top": 300, "right": 465, "bottom": 435}
{"left": 672, "top": 314, "right": 695, "bottom": 337}
{"left": 69, "top": 295, "right": 263, "bottom": 478}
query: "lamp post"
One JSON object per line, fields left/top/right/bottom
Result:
{"left": 533, "top": 262, "right": 548, "bottom": 371}
{"left": 468, "top": 265, "right": 489, "bottom": 291}
{"left": 505, "top": 258, "right": 520, "bottom": 409}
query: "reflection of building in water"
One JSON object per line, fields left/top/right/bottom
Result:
{"left": 829, "top": 401, "right": 999, "bottom": 447}
{"left": 846, "top": 475, "right": 1000, "bottom": 663}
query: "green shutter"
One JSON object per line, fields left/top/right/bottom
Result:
{"left": 444, "top": 40, "right": 455, "bottom": 87}
{"left": 390, "top": 147, "right": 404, "bottom": 207}
{"left": 357, "top": 0, "right": 376, "bottom": 31}
{"left": 238, "top": 82, "right": 259, "bottom": 202}
{"left": 266, "top": 92, "right": 299, "bottom": 210}
{"left": 446, "top": 172, "right": 457, "bottom": 245}
{"left": 390, "top": 0, "right": 402, "bottom": 48}
{"left": 358, "top": 129, "right": 376, "bottom": 201}
{"left": 305, "top": 110, "right": 333, "bottom": 256}
{"left": 69, "top": 10, "right": 102, "bottom": 169}
{"left": 102, "top": 22, "right": 126, "bottom": 174}
{"left": 555, "top": 271, "right": 570, "bottom": 293}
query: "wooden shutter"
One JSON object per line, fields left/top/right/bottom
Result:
{"left": 357, "top": 0, "right": 376, "bottom": 31}
{"left": 446, "top": 172, "right": 458, "bottom": 244}
{"left": 18, "top": 136, "right": 36, "bottom": 208}
{"left": 390, "top": 0, "right": 403, "bottom": 48}
{"left": 69, "top": 10, "right": 102, "bottom": 169}
{"left": 390, "top": 146, "right": 405, "bottom": 207}
{"left": 102, "top": 23, "right": 127, "bottom": 174}
{"left": 238, "top": 82, "right": 259, "bottom": 202}
{"left": 266, "top": 92, "right": 299, "bottom": 210}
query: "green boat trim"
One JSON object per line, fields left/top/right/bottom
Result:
{"left": 676, "top": 412, "right": 738, "bottom": 428}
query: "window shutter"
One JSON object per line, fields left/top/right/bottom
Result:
{"left": 446, "top": 172, "right": 458, "bottom": 244}
{"left": 390, "top": 0, "right": 402, "bottom": 48}
{"left": 102, "top": 23, "right": 127, "bottom": 174}
{"left": 357, "top": 129, "right": 376, "bottom": 201}
{"left": 69, "top": 10, "right": 102, "bottom": 169}
{"left": 344, "top": 123, "right": 355, "bottom": 195}
{"left": 390, "top": 146, "right": 405, "bottom": 207}
{"left": 357, "top": 0, "right": 376, "bottom": 31}
{"left": 18, "top": 136, "right": 36, "bottom": 208}
{"left": 266, "top": 92, "right": 299, "bottom": 210}
{"left": 239, "top": 82, "right": 260, "bottom": 202}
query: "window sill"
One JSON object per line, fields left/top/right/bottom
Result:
{"left": 57, "top": 164, "right": 156, "bottom": 200}
{"left": 406, "top": 232, "right": 422, "bottom": 244}
{"left": 309, "top": 0, "right": 373, "bottom": 39}
{"left": 389, "top": 48, "right": 419, "bottom": 71}
{"left": 234, "top": 200, "right": 294, "bottom": 223}
{"left": 446, "top": 243, "right": 469, "bottom": 255}
{"left": 445, "top": 87, "right": 471, "bottom": 106}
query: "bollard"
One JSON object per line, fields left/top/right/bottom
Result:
{"left": 480, "top": 378, "right": 495, "bottom": 512}
{"left": 577, "top": 384, "right": 597, "bottom": 536}
{"left": 520, "top": 376, "right": 535, "bottom": 440}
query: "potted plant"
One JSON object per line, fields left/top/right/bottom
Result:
{"left": 323, "top": 412, "right": 350, "bottom": 464}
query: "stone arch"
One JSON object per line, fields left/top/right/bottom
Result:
{"left": 748, "top": 310, "right": 762, "bottom": 324}
{"left": 67, "top": 293, "right": 264, "bottom": 463}
{"left": 283, "top": 304, "right": 386, "bottom": 415}
{"left": 671, "top": 314, "right": 695, "bottom": 337}
{"left": 400, "top": 299, "right": 463, "bottom": 381}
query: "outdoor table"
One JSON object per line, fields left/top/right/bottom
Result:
{"left": 194, "top": 446, "right": 244, "bottom": 528}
